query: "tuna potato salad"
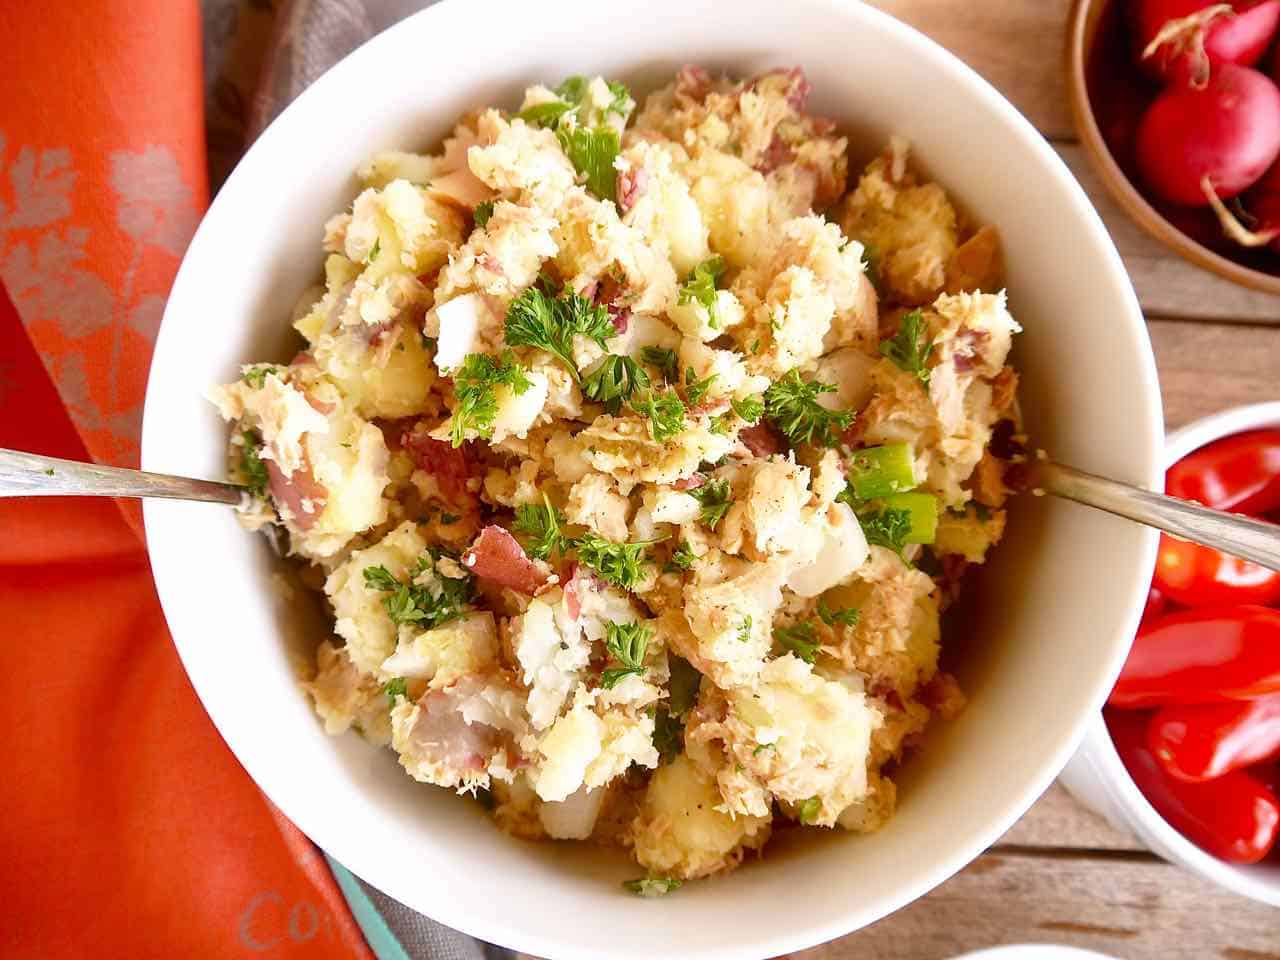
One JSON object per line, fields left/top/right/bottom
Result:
{"left": 209, "top": 67, "right": 1023, "bottom": 892}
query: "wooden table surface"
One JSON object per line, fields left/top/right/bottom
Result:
{"left": 796, "top": 3, "right": 1280, "bottom": 958}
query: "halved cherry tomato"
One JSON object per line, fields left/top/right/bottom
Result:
{"left": 1108, "top": 708, "right": 1280, "bottom": 864}
{"left": 1153, "top": 533, "right": 1280, "bottom": 607}
{"left": 1148, "top": 693, "right": 1280, "bottom": 782}
{"left": 1110, "top": 605, "right": 1280, "bottom": 708}
{"left": 1166, "top": 429, "right": 1280, "bottom": 514}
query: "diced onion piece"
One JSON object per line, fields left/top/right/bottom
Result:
{"left": 537, "top": 785, "right": 605, "bottom": 839}
{"left": 434, "top": 294, "right": 487, "bottom": 373}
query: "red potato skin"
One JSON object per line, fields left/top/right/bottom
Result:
{"left": 1135, "top": 64, "right": 1280, "bottom": 206}
{"left": 265, "top": 456, "right": 327, "bottom": 531}
{"left": 1108, "top": 708, "right": 1280, "bottom": 863}
{"left": 1149, "top": 694, "right": 1280, "bottom": 781}
{"left": 1133, "top": 0, "right": 1280, "bottom": 83}
{"left": 1109, "top": 605, "right": 1280, "bottom": 707}
{"left": 461, "top": 526, "right": 547, "bottom": 595}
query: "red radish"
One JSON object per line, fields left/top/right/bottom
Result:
{"left": 1206, "top": 152, "right": 1280, "bottom": 249}
{"left": 1135, "top": 64, "right": 1280, "bottom": 206}
{"left": 1132, "top": 0, "right": 1280, "bottom": 87}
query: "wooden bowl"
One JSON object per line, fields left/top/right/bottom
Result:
{"left": 1067, "top": 0, "right": 1280, "bottom": 296}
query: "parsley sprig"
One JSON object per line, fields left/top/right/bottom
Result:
{"left": 677, "top": 255, "right": 726, "bottom": 328}
{"left": 622, "top": 876, "right": 681, "bottom": 897}
{"left": 518, "top": 75, "right": 632, "bottom": 202}
{"left": 629, "top": 389, "right": 687, "bottom": 442}
{"left": 763, "top": 370, "right": 854, "bottom": 448}
{"left": 450, "top": 351, "right": 532, "bottom": 447}
{"left": 774, "top": 622, "right": 821, "bottom": 663}
{"left": 858, "top": 506, "right": 913, "bottom": 557}
{"left": 505, "top": 286, "right": 614, "bottom": 382}
{"left": 879, "top": 310, "right": 935, "bottom": 386}
{"left": 582, "top": 354, "right": 650, "bottom": 413}
{"left": 363, "top": 555, "right": 474, "bottom": 630}
{"left": 241, "top": 364, "right": 284, "bottom": 389}
{"left": 240, "top": 430, "right": 270, "bottom": 497}
{"left": 383, "top": 677, "right": 408, "bottom": 706}
{"left": 473, "top": 200, "right": 495, "bottom": 228}
{"left": 512, "top": 495, "right": 575, "bottom": 561}
{"left": 663, "top": 540, "right": 698, "bottom": 573}
{"left": 690, "top": 477, "right": 733, "bottom": 530}
{"left": 682, "top": 368, "right": 717, "bottom": 407}
{"left": 601, "top": 620, "right": 652, "bottom": 688}
{"left": 730, "top": 395, "right": 764, "bottom": 424}
{"left": 640, "top": 346, "right": 678, "bottom": 383}
{"left": 817, "top": 600, "right": 860, "bottom": 627}
{"left": 576, "top": 534, "right": 655, "bottom": 591}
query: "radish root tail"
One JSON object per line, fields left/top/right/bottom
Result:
{"left": 1203, "top": 176, "right": 1280, "bottom": 248}
{"left": 1142, "top": 3, "right": 1236, "bottom": 88}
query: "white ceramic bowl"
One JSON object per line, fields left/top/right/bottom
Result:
{"left": 1061, "top": 401, "right": 1280, "bottom": 907}
{"left": 140, "top": 1, "right": 1162, "bottom": 956}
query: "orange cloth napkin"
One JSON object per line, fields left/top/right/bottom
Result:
{"left": 0, "top": 4, "right": 371, "bottom": 957}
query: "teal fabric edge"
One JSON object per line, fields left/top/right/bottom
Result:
{"left": 324, "top": 853, "right": 412, "bottom": 960}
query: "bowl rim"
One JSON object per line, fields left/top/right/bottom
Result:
{"left": 1077, "top": 400, "right": 1280, "bottom": 907}
{"left": 1065, "top": 0, "right": 1280, "bottom": 297}
{"left": 141, "top": 0, "right": 1164, "bottom": 954}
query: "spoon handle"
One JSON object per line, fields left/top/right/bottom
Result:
{"left": 1038, "top": 460, "right": 1280, "bottom": 572}
{"left": 0, "top": 448, "right": 244, "bottom": 505}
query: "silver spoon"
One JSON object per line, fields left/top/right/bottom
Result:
{"left": 2, "top": 446, "right": 1279, "bottom": 572}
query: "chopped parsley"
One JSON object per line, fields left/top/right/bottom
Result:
{"left": 817, "top": 599, "right": 860, "bottom": 627}
{"left": 601, "top": 620, "right": 651, "bottom": 688}
{"left": 582, "top": 354, "right": 651, "bottom": 413}
{"left": 383, "top": 677, "right": 408, "bottom": 705}
{"left": 640, "top": 345, "right": 678, "bottom": 383}
{"left": 862, "top": 241, "right": 883, "bottom": 296}
{"left": 362, "top": 556, "right": 474, "bottom": 630}
{"left": 518, "top": 76, "right": 631, "bottom": 202}
{"left": 576, "top": 534, "right": 654, "bottom": 592}
{"left": 513, "top": 494, "right": 574, "bottom": 561}
{"left": 682, "top": 368, "right": 717, "bottom": 407}
{"left": 240, "top": 430, "right": 270, "bottom": 496}
{"left": 652, "top": 707, "right": 684, "bottom": 763}
{"left": 879, "top": 310, "right": 935, "bottom": 386}
{"left": 623, "top": 876, "right": 682, "bottom": 897}
{"left": 473, "top": 200, "right": 495, "bottom": 228}
{"left": 730, "top": 395, "right": 765, "bottom": 424}
{"left": 43, "top": 467, "right": 54, "bottom": 477}
{"left": 557, "top": 125, "right": 621, "bottom": 202}
{"left": 449, "top": 350, "right": 532, "bottom": 447}
{"left": 709, "top": 414, "right": 731, "bottom": 435}
{"left": 858, "top": 505, "right": 914, "bottom": 557}
{"left": 677, "top": 255, "right": 726, "bottom": 328}
{"left": 663, "top": 540, "right": 698, "bottom": 573}
{"left": 753, "top": 743, "right": 776, "bottom": 757}
{"left": 797, "top": 796, "right": 822, "bottom": 825}
{"left": 629, "top": 389, "right": 687, "bottom": 442}
{"left": 737, "top": 615, "right": 753, "bottom": 643}
{"left": 505, "top": 285, "right": 614, "bottom": 382}
{"left": 241, "top": 364, "right": 284, "bottom": 389}
{"left": 763, "top": 370, "right": 854, "bottom": 448}
{"left": 367, "top": 238, "right": 381, "bottom": 264}
{"left": 774, "top": 622, "right": 820, "bottom": 663}
{"left": 690, "top": 477, "right": 732, "bottom": 530}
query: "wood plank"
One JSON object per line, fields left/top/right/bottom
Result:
{"left": 792, "top": 850, "right": 1280, "bottom": 960}
{"left": 1057, "top": 146, "right": 1280, "bottom": 324}
{"left": 867, "top": 0, "right": 1075, "bottom": 140}
{"left": 1149, "top": 318, "right": 1280, "bottom": 428}
{"left": 995, "top": 783, "right": 1138, "bottom": 852}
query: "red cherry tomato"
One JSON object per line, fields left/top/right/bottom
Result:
{"left": 1108, "top": 708, "right": 1280, "bottom": 864}
{"left": 1153, "top": 533, "right": 1280, "bottom": 606}
{"left": 1166, "top": 429, "right": 1280, "bottom": 513}
{"left": 1110, "top": 605, "right": 1280, "bottom": 707}
{"left": 1144, "top": 586, "right": 1168, "bottom": 622}
{"left": 1149, "top": 693, "right": 1280, "bottom": 782}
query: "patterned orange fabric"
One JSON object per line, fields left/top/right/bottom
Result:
{"left": 0, "top": 4, "right": 371, "bottom": 957}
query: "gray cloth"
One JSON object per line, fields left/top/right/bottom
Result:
{"left": 200, "top": 1, "right": 515, "bottom": 956}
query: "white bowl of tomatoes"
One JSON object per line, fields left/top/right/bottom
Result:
{"left": 1061, "top": 401, "right": 1280, "bottom": 905}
